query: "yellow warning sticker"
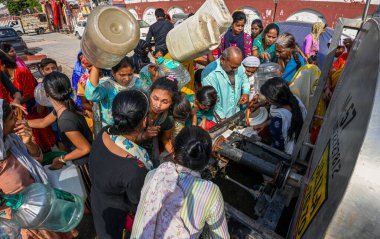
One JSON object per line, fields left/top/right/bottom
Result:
{"left": 295, "top": 143, "right": 329, "bottom": 239}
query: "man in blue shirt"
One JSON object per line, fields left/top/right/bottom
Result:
{"left": 201, "top": 47, "right": 250, "bottom": 121}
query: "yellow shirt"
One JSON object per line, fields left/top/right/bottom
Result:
{"left": 77, "top": 82, "right": 94, "bottom": 132}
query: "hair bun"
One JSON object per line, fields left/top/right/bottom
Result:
{"left": 184, "top": 140, "right": 207, "bottom": 169}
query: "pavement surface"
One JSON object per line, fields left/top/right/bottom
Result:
{"left": 22, "top": 32, "right": 96, "bottom": 239}
{"left": 22, "top": 32, "right": 81, "bottom": 77}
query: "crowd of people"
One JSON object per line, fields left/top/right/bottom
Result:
{"left": 0, "top": 6, "right": 354, "bottom": 239}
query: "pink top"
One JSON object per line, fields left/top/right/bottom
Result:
{"left": 303, "top": 33, "right": 319, "bottom": 56}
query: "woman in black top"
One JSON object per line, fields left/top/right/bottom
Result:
{"left": 89, "top": 90, "right": 148, "bottom": 239}
{"left": 28, "top": 71, "right": 93, "bottom": 209}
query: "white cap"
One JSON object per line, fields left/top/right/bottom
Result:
{"left": 242, "top": 56, "right": 260, "bottom": 67}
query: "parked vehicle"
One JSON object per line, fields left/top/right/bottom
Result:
{"left": 0, "top": 27, "right": 28, "bottom": 54}
{"left": 0, "top": 14, "right": 49, "bottom": 35}
{"left": 74, "top": 20, "right": 87, "bottom": 39}
{"left": 138, "top": 20, "right": 150, "bottom": 40}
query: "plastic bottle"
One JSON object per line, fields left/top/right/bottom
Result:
{"left": 0, "top": 218, "right": 21, "bottom": 239}
{"left": 156, "top": 57, "right": 191, "bottom": 89}
{"left": 166, "top": 13, "right": 220, "bottom": 62}
{"left": 81, "top": 6, "right": 140, "bottom": 68}
{"left": 194, "top": 0, "right": 232, "bottom": 34}
{"left": 1, "top": 183, "right": 84, "bottom": 232}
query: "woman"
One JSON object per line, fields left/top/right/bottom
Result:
{"left": 1, "top": 52, "right": 56, "bottom": 152}
{"left": 72, "top": 51, "right": 86, "bottom": 109}
{"left": 256, "top": 77, "right": 306, "bottom": 154}
{"left": 0, "top": 100, "right": 77, "bottom": 238}
{"left": 131, "top": 126, "right": 229, "bottom": 238}
{"left": 131, "top": 39, "right": 151, "bottom": 74}
{"left": 0, "top": 43, "right": 27, "bottom": 68}
{"left": 77, "top": 55, "right": 94, "bottom": 133}
{"left": 303, "top": 22, "right": 326, "bottom": 59}
{"left": 139, "top": 77, "right": 178, "bottom": 167}
{"left": 85, "top": 56, "right": 143, "bottom": 126}
{"left": 251, "top": 19, "right": 263, "bottom": 42}
{"left": 220, "top": 11, "right": 252, "bottom": 58}
{"left": 28, "top": 72, "right": 93, "bottom": 209}
{"left": 89, "top": 90, "right": 148, "bottom": 239}
{"left": 276, "top": 33, "right": 306, "bottom": 82}
{"left": 252, "top": 23, "right": 279, "bottom": 63}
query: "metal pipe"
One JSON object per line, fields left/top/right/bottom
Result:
{"left": 362, "top": 0, "right": 372, "bottom": 22}
{"left": 217, "top": 143, "right": 277, "bottom": 178}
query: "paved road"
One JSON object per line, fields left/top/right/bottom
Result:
{"left": 22, "top": 32, "right": 81, "bottom": 76}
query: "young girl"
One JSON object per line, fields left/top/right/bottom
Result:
{"left": 256, "top": 77, "right": 307, "bottom": 154}
{"left": 251, "top": 19, "right": 263, "bottom": 42}
{"left": 275, "top": 32, "right": 306, "bottom": 82}
{"left": 138, "top": 77, "right": 178, "bottom": 167}
{"left": 172, "top": 96, "right": 192, "bottom": 139}
{"left": 252, "top": 23, "right": 280, "bottom": 63}
{"left": 186, "top": 85, "right": 218, "bottom": 130}
{"left": 28, "top": 71, "right": 93, "bottom": 209}
{"left": 220, "top": 11, "right": 252, "bottom": 58}
{"left": 85, "top": 56, "right": 143, "bottom": 126}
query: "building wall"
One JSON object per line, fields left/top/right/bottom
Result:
{"left": 112, "top": 0, "right": 378, "bottom": 27}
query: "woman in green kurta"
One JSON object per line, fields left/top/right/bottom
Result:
{"left": 252, "top": 23, "right": 280, "bottom": 63}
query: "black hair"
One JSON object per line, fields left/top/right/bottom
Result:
{"left": 174, "top": 126, "right": 212, "bottom": 171}
{"left": 195, "top": 86, "right": 217, "bottom": 109}
{"left": 251, "top": 19, "right": 263, "bottom": 29}
{"left": 262, "top": 23, "right": 279, "bottom": 45}
{"left": 0, "top": 43, "right": 12, "bottom": 53}
{"left": 39, "top": 58, "right": 57, "bottom": 69}
{"left": 194, "top": 69, "right": 203, "bottom": 84}
{"left": 155, "top": 8, "right": 165, "bottom": 18}
{"left": 232, "top": 11, "right": 246, "bottom": 24}
{"left": 150, "top": 77, "right": 181, "bottom": 105}
{"left": 277, "top": 32, "right": 301, "bottom": 68}
{"left": 154, "top": 47, "right": 168, "bottom": 57}
{"left": 43, "top": 71, "right": 83, "bottom": 115}
{"left": 260, "top": 77, "right": 304, "bottom": 141}
{"left": 2, "top": 102, "right": 11, "bottom": 121}
{"left": 0, "top": 50, "right": 17, "bottom": 69}
{"left": 111, "top": 56, "right": 134, "bottom": 73}
{"left": 173, "top": 96, "right": 192, "bottom": 121}
{"left": 109, "top": 90, "right": 149, "bottom": 135}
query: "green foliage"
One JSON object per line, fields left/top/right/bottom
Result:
{"left": 0, "top": 0, "right": 42, "bottom": 15}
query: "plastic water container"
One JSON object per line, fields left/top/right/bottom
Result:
{"left": 254, "top": 62, "right": 281, "bottom": 93}
{"left": 195, "top": 0, "right": 232, "bottom": 34}
{"left": 157, "top": 57, "right": 191, "bottom": 89}
{"left": 44, "top": 161, "right": 87, "bottom": 201}
{"left": 34, "top": 82, "right": 52, "bottom": 107}
{"left": 166, "top": 13, "right": 220, "bottom": 62}
{"left": 0, "top": 218, "right": 21, "bottom": 239}
{"left": 34, "top": 82, "right": 76, "bottom": 107}
{"left": 81, "top": 6, "right": 140, "bottom": 69}
{"left": 2, "top": 183, "right": 84, "bottom": 232}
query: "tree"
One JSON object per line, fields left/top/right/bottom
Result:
{"left": 0, "top": 0, "right": 42, "bottom": 15}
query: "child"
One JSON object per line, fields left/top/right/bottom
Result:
{"left": 242, "top": 56, "right": 260, "bottom": 101}
{"left": 194, "top": 69, "right": 203, "bottom": 93}
{"left": 186, "top": 86, "right": 218, "bottom": 130}
{"left": 172, "top": 95, "right": 192, "bottom": 139}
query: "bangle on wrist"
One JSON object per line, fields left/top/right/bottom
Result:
{"left": 58, "top": 155, "right": 66, "bottom": 163}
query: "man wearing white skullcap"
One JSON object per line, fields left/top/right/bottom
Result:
{"left": 242, "top": 56, "right": 260, "bottom": 101}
